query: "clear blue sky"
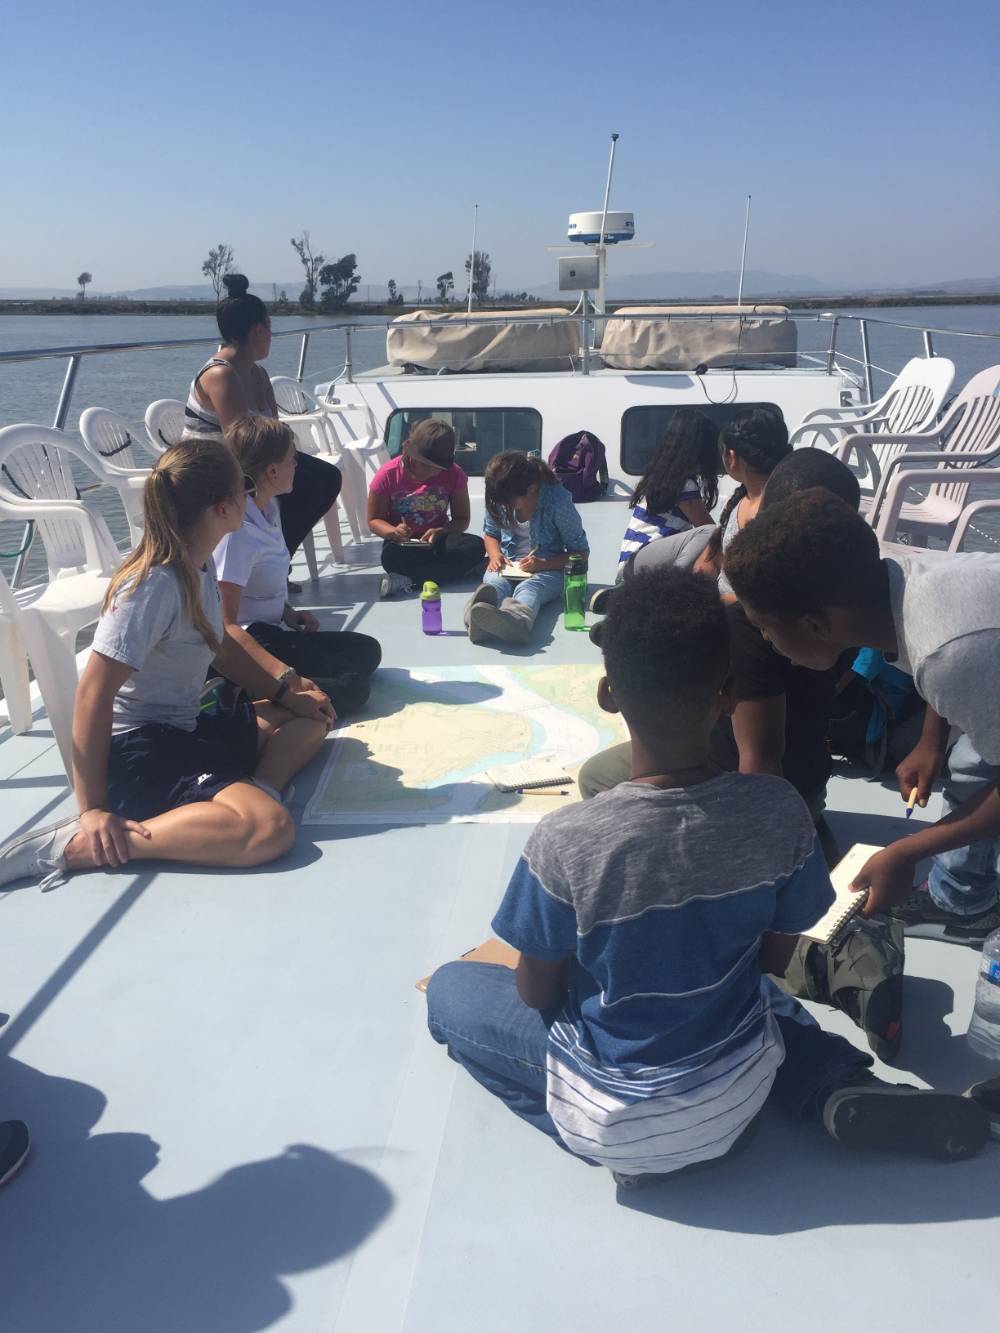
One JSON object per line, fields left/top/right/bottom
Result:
{"left": 5, "top": 0, "right": 998, "bottom": 292}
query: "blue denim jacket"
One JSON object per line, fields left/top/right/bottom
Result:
{"left": 483, "top": 481, "right": 590, "bottom": 560}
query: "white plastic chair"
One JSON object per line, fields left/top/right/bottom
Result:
{"left": 0, "top": 570, "right": 32, "bottom": 734}
{"left": 79, "top": 407, "right": 154, "bottom": 547}
{"left": 947, "top": 499, "right": 1000, "bottom": 553}
{"left": 271, "top": 376, "right": 358, "bottom": 556}
{"left": 790, "top": 356, "right": 955, "bottom": 449}
{"left": 0, "top": 424, "right": 121, "bottom": 776}
{"left": 843, "top": 366, "right": 1000, "bottom": 541}
{"left": 876, "top": 467, "right": 1000, "bottom": 546}
{"left": 144, "top": 399, "right": 188, "bottom": 454}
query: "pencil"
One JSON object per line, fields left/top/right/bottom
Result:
{"left": 905, "top": 786, "right": 919, "bottom": 819}
{"left": 517, "top": 789, "right": 569, "bottom": 796}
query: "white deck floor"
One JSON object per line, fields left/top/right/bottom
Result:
{"left": 2, "top": 497, "right": 998, "bottom": 1333}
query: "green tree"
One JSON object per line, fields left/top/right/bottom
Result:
{"left": 318, "top": 254, "right": 361, "bottom": 310}
{"left": 290, "top": 231, "right": 325, "bottom": 309}
{"left": 435, "top": 271, "right": 454, "bottom": 304}
{"left": 77, "top": 271, "right": 92, "bottom": 300}
{"left": 201, "top": 244, "right": 235, "bottom": 301}
{"left": 387, "top": 278, "right": 400, "bottom": 304}
{"left": 465, "top": 252, "right": 492, "bottom": 303}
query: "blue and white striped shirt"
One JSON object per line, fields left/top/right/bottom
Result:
{"left": 617, "top": 479, "right": 702, "bottom": 566}
{"left": 492, "top": 775, "right": 833, "bottom": 1176}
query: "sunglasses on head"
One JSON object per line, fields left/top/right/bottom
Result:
{"left": 242, "top": 474, "right": 257, "bottom": 497}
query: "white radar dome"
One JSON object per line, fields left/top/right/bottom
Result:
{"left": 567, "top": 211, "right": 635, "bottom": 244}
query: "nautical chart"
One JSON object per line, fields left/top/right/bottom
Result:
{"left": 303, "top": 663, "right": 626, "bottom": 825}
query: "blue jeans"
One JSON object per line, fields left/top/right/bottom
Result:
{"left": 927, "top": 734, "right": 1000, "bottom": 916}
{"left": 425, "top": 963, "right": 872, "bottom": 1149}
{"left": 482, "top": 568, "right": 564, "bottom": 619}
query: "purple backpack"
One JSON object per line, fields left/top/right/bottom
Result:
{"left": 547, "top": 430, "right": 609, "bottom": 503}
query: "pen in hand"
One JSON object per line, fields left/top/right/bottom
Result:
{"left": 905, "top": 785, "right": 919, "bottom": 820}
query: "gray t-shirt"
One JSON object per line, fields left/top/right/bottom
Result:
{"left": 885, "top": 545, "right": 1000, "bottom": 765}
{"left": 92, "top": 564, "right": 223, "bottom": 734}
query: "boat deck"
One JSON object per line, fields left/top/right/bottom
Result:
{"left": 2, "top": 496, "right": 997, "bottom": 1333}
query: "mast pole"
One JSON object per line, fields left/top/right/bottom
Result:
{"left": 595, "top": 132, "right": 620, "bottom": 316}
{"left": 737, "top": 194, "right": 752, "bottom": 306}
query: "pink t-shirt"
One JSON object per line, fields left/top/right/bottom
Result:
{"left": 369, "top": 457, "right": 468, "bottom": 537}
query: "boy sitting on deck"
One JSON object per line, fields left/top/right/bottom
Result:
{"left": 426, "top": 569, "right": 991, "bottom": 1182}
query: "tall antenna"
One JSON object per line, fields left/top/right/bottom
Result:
{"left": 467, "top": 203, "right": 479, "bottom": 314}
{"left": 737, "top": 194, "right": 752, "bottom": 306}
{"left": 598, "top": 132, "right": 620, "bottom": 250}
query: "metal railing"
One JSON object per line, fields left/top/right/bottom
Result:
{"left": 3, "top": 309, "right": 1000, "bottom": 584}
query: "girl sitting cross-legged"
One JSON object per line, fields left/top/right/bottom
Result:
{"left": 217, "top": 416, "right": 382, "bottom": 717}
{"left": 465, "top": 452, "right": 590, "bottom": 647}
{"left": 0, "top": 440, "right": 335, "bottom": 892}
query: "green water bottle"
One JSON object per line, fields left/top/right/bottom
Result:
{"left": 563, "top": 556, "right": 588, "bottom": 631}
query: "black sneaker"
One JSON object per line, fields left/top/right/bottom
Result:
{"left": 891, "top": 884, "right": 1000, "bottom": 949}
{"left": 966, "top": 1075, "right": 1000, "bottom": 1141}
{"left": 588, "top": 587, "right": 616, "bottom": 616}
{"left": 0, "top": 1120, "right": 30, "bottom": 1188}
{"left": 314, "top": 671, "right": 371, "bottom": 717}
{"left": 823, "top": 1083, "right": 988, "bottom": 1161}
{"left": 777, "top": 916, "right": 905, "bottom": 1063}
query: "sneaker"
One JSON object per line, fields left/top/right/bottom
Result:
{"left": 891, "top": 883, "right": 1000, "bottom": 948}
{"left": 589, "top": 587, "right": 616, "bottom": 616}
{"left": 313, "top": 671, "right": 370, "bottom": 716}
{"left": 823, "top": 1081, "right": 988, "bottom": 1161}
{"left": 0, "top": 1120, "right": 30, "bottom": 1188}
{"left": 786, "top": 916, "right": 905, "bottom": 1063}
{"left": 379, "top": 572, "right": 413, "bottom": 598}
{"left": 0, "top": 815, "right": 80, "bottom": 892}
{"left": 965, "top": 1075, "right": 1000, "bottom": 1141}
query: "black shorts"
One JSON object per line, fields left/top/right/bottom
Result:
{"left": 106, "top": 691, "right": 259, "bottom": 822}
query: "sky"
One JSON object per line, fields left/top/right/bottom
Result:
{"left": 4, "top": 0, "right": 999, "bottom": 293}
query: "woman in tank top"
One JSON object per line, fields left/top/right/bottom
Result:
{"left": 184, "top": 274, "right": 342, "bottom": 561}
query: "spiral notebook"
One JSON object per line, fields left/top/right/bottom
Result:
{"left": 804, "top": 843, "right": 881, "bottom": 945}
{"left": 485, "top": 756, "right": 573, "bottom": 793}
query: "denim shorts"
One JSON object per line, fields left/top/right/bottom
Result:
{"left": 106, "top": 690, "right": 259, "bottom": 822}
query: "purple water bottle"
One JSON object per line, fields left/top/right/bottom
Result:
{"left": 421, "top": 580, "right": 443, "bottom": 634}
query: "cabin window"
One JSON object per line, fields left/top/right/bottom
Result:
{"left": 385, "top": 408, "right": 543, "bottom": 476}
{"left": 620, "top": 402, "right": 784, "bottom": 476}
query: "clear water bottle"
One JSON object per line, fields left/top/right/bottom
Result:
{"left": 420, "top": 580, "right": 443, "bottom": 635}
{"left": 563, "top": 556, "right": 588, "bottom": 631}
{"left": 967, "top": 927, "right": 1000, "bottom": 1057}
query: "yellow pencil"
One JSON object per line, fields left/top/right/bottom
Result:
{"left": 905, "top": 786, "right": 919, "bottom": 819}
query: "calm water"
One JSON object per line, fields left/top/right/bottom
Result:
{"left": 2, "top": 305, "right": 999, "bottom": 581}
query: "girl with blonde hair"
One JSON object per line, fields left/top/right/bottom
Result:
{"left": 216, "top": 417, "right": 381, "bottom": 714}
{"left": 0, "top": 440, "right": 334, "bottom": 890}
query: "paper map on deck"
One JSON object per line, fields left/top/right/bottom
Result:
{"left": 303, "top": 664, "right": 626, "bottom": 825}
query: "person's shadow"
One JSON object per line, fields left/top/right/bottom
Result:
{"left": 2, "top": 1054, "right": 393, "bottom": 1333}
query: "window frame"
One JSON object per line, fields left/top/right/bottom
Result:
{"left": 620, "top": 402, "right": 783, "bottom": 477}
{"left": 384, "top": 406, "right": 543, "bottom": 475}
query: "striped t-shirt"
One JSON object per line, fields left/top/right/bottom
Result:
{"left": 617, "top": 480, "right": 701, "bottom": 566}
{"left": 491, "top": 774, "right": 833, "bottom": 1176}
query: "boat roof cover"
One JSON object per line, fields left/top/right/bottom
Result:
{"left": 386, "top": 309, "right": 580, "bottom": 373}
{"left": 600, "top": 304, "right": 797, "bottom": 370}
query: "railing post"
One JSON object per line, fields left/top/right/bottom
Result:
{"left": 858, "top": 319, "right": 874, "bottom": 403}
{"left": 295, "top": 333, "right": 310, "bottom": 382}
{"left": 52, "top": 353, "right": 81, "bottom": 430}
{"left": 825, "top": 316, "right": 839, "bottom": 375}
{"left": 580, "top": 292, "right": 591, "bottom": 377}
{"left": 344, "top": 328, "right": 354, "bottom": 384}
{"left": 923, "top": 329, "right": 935, "bottom": 358}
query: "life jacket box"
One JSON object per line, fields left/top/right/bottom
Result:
{"left": 600, "top": 304, "right": 797, "bottom": 370}
{"left": 386, "top": 309, "right": 580, "bottom": 373}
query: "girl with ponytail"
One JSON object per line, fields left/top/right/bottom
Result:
{"left": 0, "top": 441, "right": 336, "bottom": 891}
{"left": 182, "top": 273, "right": 342, "bottom": 572}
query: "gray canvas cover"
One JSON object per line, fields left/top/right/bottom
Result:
{"left": 386, "top": 309, "right": 580, "bottom": 373}
{"left": 600, "top": 305, "right": 797, "bottom": 370}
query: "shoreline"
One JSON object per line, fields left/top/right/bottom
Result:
{"left": 1, "top": 293, "right": 999, "bottom": 317}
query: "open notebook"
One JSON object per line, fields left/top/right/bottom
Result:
{"left": 803, "top": 843, "right": 881, "bottom": 945}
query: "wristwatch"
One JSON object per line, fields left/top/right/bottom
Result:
{"left": 271, "top": 666, "right": 295, "bottom": 705}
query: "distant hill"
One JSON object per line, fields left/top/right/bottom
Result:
{"left": 0, "top": 281, "right": 301, "bottom": 302}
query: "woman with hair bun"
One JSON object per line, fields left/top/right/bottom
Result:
{"left": 183, "top": 273, "right": 343, "bottom": 565}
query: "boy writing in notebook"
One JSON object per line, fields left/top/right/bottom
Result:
{"left": 426, "top": 569, "right": 990, "bottom": 1181}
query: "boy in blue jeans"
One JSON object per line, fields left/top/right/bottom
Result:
{"left": 427, "top": 569, "right": 990, "bottom": 1182}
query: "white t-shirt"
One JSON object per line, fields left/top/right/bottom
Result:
{"left": 510, "top": 516, "right": 533, "bottom": 560}
{"left": 884, "top": 544, "right": 1000, "bottom": 765}
{"left": 213, "top": 497, "right": 290, "bottom": 627}
{"left": 92, "top": 564, "right": 223, "bottom": 734}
